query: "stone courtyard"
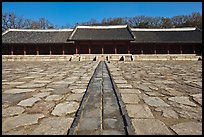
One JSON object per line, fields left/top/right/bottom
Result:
{"left": 2, "top": 60, "right": 202, "bottom": 135}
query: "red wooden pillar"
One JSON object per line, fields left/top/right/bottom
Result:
{"left": 180, "top": 45, "right": 182, "bottom": 54}
{"left": 167, "top": 45, "right": 169, "bottom": 54}
{"left": 49, "top": 45, "right": 52, "bottom": 55}
{"left": 24, "top": 45, "right": 26, "bottom": 55}
{"left": 89, "top": 47, "right": 91, "bottom": 54}
{"left": 11, "top": 46, "right": 13, "bottom": 55}
{"left": 37, "top": 46, "right": 39, "bottom": 55}
{"left": 193, "top": 45, "right": 195, "bottom": 54}
{"left": 62, "top": 45, "right": 65, "bottom": 55}
{"left": 75, "top": 44, "right": 78, "bottom": 54}
{"left": 115, "top": 47, "right": 117, "bottom": 54}
{"left": 102, "top": 47, "right": 104, "bottom": 54}
{"left": 128, "top": 43, "right": 130, "bottom": 54}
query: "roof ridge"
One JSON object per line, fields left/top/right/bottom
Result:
{"left": 76, "top": 25, "right": 128, "bottom": 29}
{"left": 3, "top": 29, "right": 74, "bottom": 32}
{"left": 131, "top": 27, "right": 196, "bottom": 31}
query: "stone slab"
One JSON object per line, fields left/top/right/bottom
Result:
{"left": 131, "top": 119, "right": 172, "bottom": 135}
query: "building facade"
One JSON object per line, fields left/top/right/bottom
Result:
{"left": 2, "top": 25, "right": 202, "bottom": 55}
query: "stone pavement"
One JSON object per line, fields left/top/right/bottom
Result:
{"left": 107, "top": 60, "right": 202, "bottom": 135}
{"left": 2, "top": 61, "right": 99, "bottom": 135}
{"left": 2, "top": 60, "right": 202, "bottom": 135}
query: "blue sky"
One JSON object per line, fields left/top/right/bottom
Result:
{"left": 2, "top": 2, "right": 202, "bottom": 27}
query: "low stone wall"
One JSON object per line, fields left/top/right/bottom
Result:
{"left": 2, "top": 54, "right": 201, "bottom": 62}
{"left": 132, "top": 54, "right": 201, "bottom": 61}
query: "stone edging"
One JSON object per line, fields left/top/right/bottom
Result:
{"left": 104, "top": 61, "right": 136, "bottom": 135}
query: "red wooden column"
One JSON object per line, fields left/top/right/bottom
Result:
{"left": 62, "top": 45, "right": 65, "bottom": 55}
{"left": 193, "top": 45, "right": 196, "bottom": 54}
{"left": 167, "top": 44, "right": 169, "bottom": 54}
{"left": 114, "top": 42, "right": 117, "bottom": 54}
{"left": 37, "top": 46, "right": 39, "bottom": 55}
{"left": 89, "top": 41, "right": 91, "bottom": 54}
{"left": 180, "top": 45, "right": 182, "bottom": 54}
{"left": 75, "top": 43, "right": 78, "bottom": 54}
{"left": 101, "top": 42, "right": 104, "bottom": 54}
{"left": 49, "top": 45, "right": 52, "bottom": 55}
{"left": 11, "top": 46, "right": 13, "bottom": 55}
{"left": 128, "top": 42, "right": 130, "bottom": 54}
{"left": 89, "top": 47, "right": 91, "bottom": 54}
{"left": 24, "top": 45, "right": 26, "bottom": 55}
{"left": 102, "top": 47, "right": 104, "bottom": 54}
{"left": 154, "top": 44, "right": 157, "bottom": 54}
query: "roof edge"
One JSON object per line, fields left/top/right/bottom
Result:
{"left": 2, "top": 28, "right": 74, "bottom": 32}
{"left": 76, "top": 25, "right": 128, "bottom": 29}
{"left": 131, "top": 27, "right": 196, "bottom": 31}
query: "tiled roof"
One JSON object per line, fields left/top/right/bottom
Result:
{"left": 69, "top": 25, "right": 135, "bottom": 41}
{"left": 131, "top": 28, "right": 202, "bottom": 43}
{"left": 2, "top": 26, "right": 202, "bottom": 44}
{"left": 2, "top": 29, "right": 73, "bottom": 44}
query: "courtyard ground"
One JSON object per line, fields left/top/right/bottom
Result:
{"left": 2, "top": 60, "right": 202, "bottom": 135}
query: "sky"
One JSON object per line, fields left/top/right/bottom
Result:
{"left": 2, "top": 2, "right": 202, "bottom": 27}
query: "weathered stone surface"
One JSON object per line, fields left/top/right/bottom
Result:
{"left": 126, "top": 104, "right": 154, "bottom": 118}
{"left": 143, "top": 97, "right": 170, "bottom": 107}
{"left": 119, "top": 89, "right": 141, "bottom": 94}
{"left": 40, "top": 88, "right": 54, "bottom": 92}
{"left": 30, "top": 117, "right": 74, "bottom": 135}
{"left": 51, "top": 101, "right": 79, "bottom": 116}
{"left": 138, "top": 84, "right": 152, "bottom": 92}
{"left": 71, "top": 89, "right": 86, "bottom": 94}
{"left": 27, "top": 101, "right": 55, "bottom": 114}
{"left": 102, "top": 130, "right": 124, "bottom": 135}
{"left": 33, "top": 92, "right": 51, "bottom": 98}
{"left": 2, "top": 113, "right": 44, "bottom": 132}
{"left": 170, "top": 122, "right": 202, "bottom": 135}
{"left": 16, "top": 83, "right": 46, "bottom": 88}
{"left": 168, "top": 96, "right": 197, "bottom": 106}
{"left": 155, "top": 107, "right": 178, "bottom": 119}
{"left": 117, "top": 84, "right": 133, "bottom": 89}
{"left": 2, "top": 106, "right": 25, "bottom": 117}
{"left": 121, "top": 93, "right": 140, "bottom": 104}
{"left": 114, "top": 79, "right": 128, "bottom": 84}
{"left": 45, "top": 95, "right": 63, "bottom": 101}
{"left": 4, "top": 89, "right": 36, "bottom": 94}
{"left": 17, "top": 97, "right": 41, "bottom": 107}
{"left": 190, "top": 94, "right": 202, "bottom": 106}
{"left": 66, "top": 94, "right": 84, "bottom": 102}
{"left": 78, "top": 117, "right": 101, "bottom": 130}
{"left": 132, "top": 119, "right": 172, "bottom": 135}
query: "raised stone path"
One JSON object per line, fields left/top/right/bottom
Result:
{"left": 2, "top": 60, "right": 202, "bottom": 135}
{"left": 68, "top": 61, "right": 133, "bottom": 135}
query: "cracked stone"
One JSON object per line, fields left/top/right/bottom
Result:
{"left": 30, "top": 117, "right": 74, "bottom": 135}
{"left": 132, "top": 119, "right": 172, "bottom": 135}
{"left": 2, "top": 106, "right": 25, "bottom": 117}
{"left": 51, "top": 101, "right": 79, "bottom": 116}
{"left": 168, "top": 96, "right": 196, "bottom": 107}
{"left": 155, "top": 107, "right": 179, "bottom": 119}
{"left": 126, "top": 104, "right": 154, "bottom": 118}
{"left": 4, "top": 89, "right": 36, "bottom": 94}
{"left": 144, "top": 97, "right": 170, "bottom": 107}
{"left": 170, "top": 122, "right": 202, "bottom": 135}
{"left": 17, "top": 97, "right": 41, "bottom": 107}
{"left": 2, "top": 113, "right": 44, "bottom": 132}
{"left": 45, "top": 95, "right": 63, "bottom": 101}
{"left": 33, "top": 92, "right": 51, "bottom": 98}
{"left": 121, "top": 93, "right": 140, "bottom": 104}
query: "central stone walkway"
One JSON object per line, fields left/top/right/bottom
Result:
{"left": 68, "top": 61, "right": 129, "bottom": 135}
